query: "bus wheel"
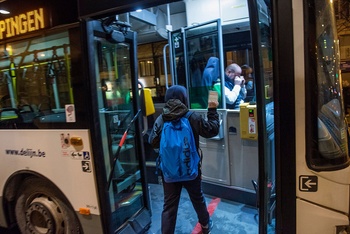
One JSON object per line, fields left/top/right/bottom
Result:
{"left": 15, "top": 177, "right": 82, "bottom": 234}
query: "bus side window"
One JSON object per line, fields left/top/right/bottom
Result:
{"left": 0, "top": 31, "right": 75, "bottom": 127}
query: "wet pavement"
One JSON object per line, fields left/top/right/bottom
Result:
{"left": 0, "top": 183, "right": 261, "bottom": 234}
{"left": 147, "top": 183, "right": 259, "bottom": 234}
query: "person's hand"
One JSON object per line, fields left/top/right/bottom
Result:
{"left": 208, "top": 100, "right": 219, "bottom": 108}
{"left": 240, "top": 76, "right": 245, "bottom": 86}
{"left": 234, "top": 76, "right": 243, "bottom": 85}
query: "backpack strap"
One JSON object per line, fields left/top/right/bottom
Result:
{"left": 184, "top": 111, "right": 193, "bottom": 119}
{"left": 184, "top": 111, "right": 203, "bottom": 167}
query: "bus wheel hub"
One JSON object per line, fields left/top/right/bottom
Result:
{"left": 25, "top": 197, "right": 64, "bottom": 234}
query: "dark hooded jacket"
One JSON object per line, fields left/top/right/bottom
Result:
{"left": 148, "top": 85, "right": 220, "bottom": 150}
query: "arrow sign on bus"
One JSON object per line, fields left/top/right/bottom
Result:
{"left": 81, "top": 161, "right": 91, "bottom": 173}
{"left": 299, "top": 175, "right": 318, "bottom": 192}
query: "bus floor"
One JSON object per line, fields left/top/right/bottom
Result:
{"left": 147, "top": 183, "right": 261, "bottom": 234}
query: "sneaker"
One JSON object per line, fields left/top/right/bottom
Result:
{"left": 201, "top": 219, "right": 213, "bottom": 234}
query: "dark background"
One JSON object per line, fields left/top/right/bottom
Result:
{"left": 0, "top": 226, "right": 19, "bottom": 233}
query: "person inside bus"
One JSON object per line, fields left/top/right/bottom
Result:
{"left": 224, "top": 63, "right": 246, "bottom": 109}
{"left": 148, "top": 85, "right": 219, "bottom": 234}
{"left": 241, "top": 64, "right": 255, "bottom": 103}
{"left": 200, "top": 57, "right": 220, "bottom": 108}
{"left": 201, "top": 57, "right": 220, "bottom": 87}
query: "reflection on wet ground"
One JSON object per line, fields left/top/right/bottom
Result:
{"left": 147, "top": 183, "right": 261, "bottom": 234}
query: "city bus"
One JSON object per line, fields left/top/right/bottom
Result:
{"left": 0, "top": 0, "right": 155, "bottom": 233}
{"left": 0, "top": 0, "right": 350, "bottom": 233}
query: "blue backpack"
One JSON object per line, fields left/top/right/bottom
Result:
{"left": 158, "top": 111, "right": 200, "bottom": 183}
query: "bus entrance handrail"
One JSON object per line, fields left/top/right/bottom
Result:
{"left": 163, "top": 44, "right": 169, "bottom": 89}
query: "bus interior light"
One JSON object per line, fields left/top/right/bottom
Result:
{"left": 0, "top": 10, "right": 10, "bottom": 14}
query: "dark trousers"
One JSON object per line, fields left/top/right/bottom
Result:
{"left": 161, "top": 175, "right": 209, "bottom": 234}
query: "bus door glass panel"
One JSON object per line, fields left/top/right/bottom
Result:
{"left": 248, "top": 0, "right": 275, "bottom": 232}
{"left": 0, "top": 31, "right": 73, "bottom": 128}
{"left": 170, "top": 20, "right": 224, "bottom": 109}
{"left": 94, "top": 34, "right": 144, "bottom": 231}
{"left": 305, "top": 0, "right": 350, "bottom": 171}
{"left": 170, "top": 29, "right": 185, "bottom": 87}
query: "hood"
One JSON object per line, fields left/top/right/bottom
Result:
{"left": 162, "top": 99, "right": 188, "bottom": 122}
{"left": 202, "top": 57, "right": 220, "bottom": 86}
{"left": 164, "top": 85, "right": 188, "bottom": 107}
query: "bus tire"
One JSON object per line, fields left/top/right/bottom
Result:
{"left": 15, "top": 177, "right": 82, "bottom": 234}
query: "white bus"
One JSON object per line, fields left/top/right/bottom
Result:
{"left": 0, "top": 1, "right": 155, "bottom": 233}
{"left": 1, "top": 0, "right": 350, "bottom": 233}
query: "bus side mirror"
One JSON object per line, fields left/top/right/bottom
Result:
{"left": 107, "top": 30, "right": 125, "bottom": 43}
